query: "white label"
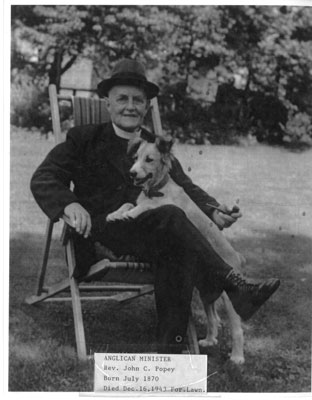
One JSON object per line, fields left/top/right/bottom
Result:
{"left": 94, "top": 353, "right": 207, "bottom": 395}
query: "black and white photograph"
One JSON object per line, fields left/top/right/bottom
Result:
{"left": 6, "top": 0, "right": 312, "bottom": 394}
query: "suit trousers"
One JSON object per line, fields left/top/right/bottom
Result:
{"left": 72, "top": 205, "right": 233, "bottom": 351}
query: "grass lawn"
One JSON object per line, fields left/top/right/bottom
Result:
{"left": 9, "top": 127, "right": 312, "bottom": 392}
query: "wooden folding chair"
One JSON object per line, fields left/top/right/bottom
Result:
{"left": 25, "top": 84, "right": 199, "bottom": 360}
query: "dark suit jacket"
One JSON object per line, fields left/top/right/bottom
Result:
{"left": 30, "top": 122, "right": 219, "bottom": 236}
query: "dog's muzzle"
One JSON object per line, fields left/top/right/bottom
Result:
{"left": 130, "top": 172, "right": 153, "bottom": 186}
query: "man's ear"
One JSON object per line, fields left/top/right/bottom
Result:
{"left": 155, "top": 136, "right": 174, "bottom": 155}
{"left": 127, "top": 137, "right": 143, "bottom": 157}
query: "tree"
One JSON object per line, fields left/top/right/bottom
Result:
{"left": 11, "top": 5, "right": 100, "bottom": 91}
{"left": 137, "top": 6, "right": 232, "bottom": 140}
{"left": 11, "top": 5, "right": 312, "bottom": 144}
{"left": 86, "top": 6, "right": 165, "bottom": 79}
{"left": 219, "top": 6, "right": 312, "bottom": 106}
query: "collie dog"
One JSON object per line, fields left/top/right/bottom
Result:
{"left": 107, "top": 136, "right": 245, "bottom": 364}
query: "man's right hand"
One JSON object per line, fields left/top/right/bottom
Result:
{"left": 64, "top": 202, "right": 92, "bottom": 238}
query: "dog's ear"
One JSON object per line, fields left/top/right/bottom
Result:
{"left": 155, "top": 136, "right": 174, "bottom": 155}
{"left": 127, "top": 137, "right": 143, "bottom": 157}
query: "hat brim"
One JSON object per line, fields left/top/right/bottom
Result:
{"left": 97, "top": 77, "right": 159, "bottom": 100}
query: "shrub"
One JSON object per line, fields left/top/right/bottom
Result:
{"left": 283, "top": 111, "right": 312, "bottom": 145}
{"left": 11, "top": 73, "right": 51, "bottom": 133}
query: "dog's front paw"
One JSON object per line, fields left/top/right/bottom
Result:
{"left": 121, "top": 203, "right": 135, "bottom": 212}
{"left": 120, "top": 210, "right": 135, "bottom": 220}
{"left": 106, "top": 203, "right": 135, "bottom": 222}
{"left": 106, "top": 212, "right": 119, "bottom": 222}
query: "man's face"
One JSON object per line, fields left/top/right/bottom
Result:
{"left": 105, "top": 85, "right": 149, "bottom": 132}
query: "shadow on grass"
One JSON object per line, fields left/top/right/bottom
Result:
{"left": 281, "top": 141, "right": 312, "bottom": 153}
{"left": 9, "top": 229, "right": 312, "bottom": 392}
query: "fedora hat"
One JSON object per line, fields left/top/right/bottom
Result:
{"left": 97, "top": 59, "right": 159, "bottom": 99}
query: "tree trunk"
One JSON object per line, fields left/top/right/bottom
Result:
{"left": 48, "top": 48, "right": 64, "bottom": 93}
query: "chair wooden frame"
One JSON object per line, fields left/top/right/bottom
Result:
{"left": 25, "top": 84, "right": 199, "bottom": 360}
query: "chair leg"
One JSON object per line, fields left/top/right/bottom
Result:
{"left": 66, "top": 238, "right": 87, "bottom": 360}
{"left": 36, "top": 219, "right": 54, "bottom": 296}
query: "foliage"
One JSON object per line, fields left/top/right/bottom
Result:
{"left": 204, "top": 6, "right": 312, "bottom": 145}
{"left": 11, "top": 5, "right": 312, "bottom": 146}
{"left": 283, "top": 111, "right": 312, "bottom": 145}
{"left": 11, "top": 5, "right": 99, "bottom": 90}
{"left": 10, "top": 71, "right": 50, "bottom": 131}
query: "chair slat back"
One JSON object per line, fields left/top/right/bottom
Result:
{"left": 73, "top": 97, "right": 111, "bottom": 126}
{"left": 150, "top": 97, "right": 163, "bottom": 137}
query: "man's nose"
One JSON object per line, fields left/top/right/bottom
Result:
{"left": 126, "top": 98, "right": 135, "bottom": 109}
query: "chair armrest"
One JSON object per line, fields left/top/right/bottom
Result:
{"left": 60, "top": 215, "right": 75, "bottom": 245}
{"left": 62, "top": 214, "right": 75, "bottom": 228}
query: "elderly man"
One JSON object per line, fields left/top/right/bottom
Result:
{"left": 31, "top": 59, "right": 280, "bottom": 353}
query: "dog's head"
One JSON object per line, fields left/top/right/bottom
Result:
{"left": 127, "top": 136, "right": 174, "bottom": 190}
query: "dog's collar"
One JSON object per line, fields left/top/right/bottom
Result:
{"left": 143, "top": 175, "right": 169, "bottom": 198}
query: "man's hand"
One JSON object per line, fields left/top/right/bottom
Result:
{"left": 212, "top": 204, "right": 242, "bottom": 230}
{"left": 64, "top": 202, "right": 92, "bottom": 238}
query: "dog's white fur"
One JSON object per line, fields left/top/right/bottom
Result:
{"left": 107, "top": 137, "right": 245, "bottom": 364}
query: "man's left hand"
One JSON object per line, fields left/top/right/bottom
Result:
{"left": 212, "top": 204, "right": 242, "bottom": 230}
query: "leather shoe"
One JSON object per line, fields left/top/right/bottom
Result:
{"left": 224, "top": 271, "right": 280, "bottom": 320}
